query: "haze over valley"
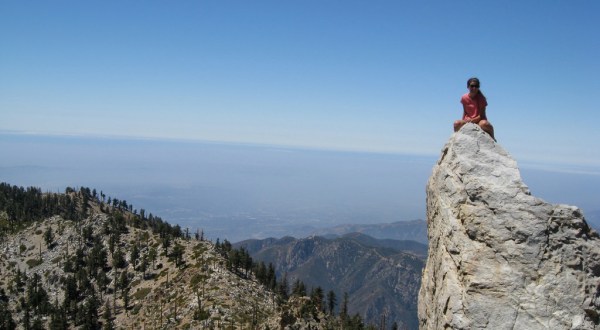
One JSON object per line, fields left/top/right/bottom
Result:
{"left": 2, "top": 132, "right": 599, "bottom": 242}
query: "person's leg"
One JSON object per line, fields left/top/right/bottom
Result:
{"left": 454, "top": 120, "right": 466, "bottom": 132}
{"left": 478, "top": 120, "right": 495, "bottom": 140}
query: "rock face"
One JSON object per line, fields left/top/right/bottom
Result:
{"left": 418, "top": 124, "right": 600, "bottom": 329}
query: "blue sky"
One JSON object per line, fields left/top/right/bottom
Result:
{"left": 1, "top": 1, "right": 599, "bottom": 168}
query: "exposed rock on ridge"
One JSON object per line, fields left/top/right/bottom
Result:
{"left": 418, "top": 124, "right": 600, "bottom": 329}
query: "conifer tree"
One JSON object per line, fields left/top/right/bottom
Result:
{"left": 161, "top": 235, "right": 171, "bottom": 255}
{"left": 49, "top": 300, "right": 68, "bottom": 330}
{"left": 148, "top": 246, "right": 157, "bottom": 269}
{"left": 277, "top": 273, "right": 289, "bottom": 300}
{"left": 130, "top": 244, "right": 140, "bottom": 271}
{"left": 292, "top": 279, "right": 307, "bottom": 296}
{"left": 327, "top": 290, "right": 337, "bottom": 315}
{"left": 44, "top": 226, "right": 54, "bottom": 248}
{"left": 311, "top": 286, "right": 324, "bottom": 311}
{"left": 112, "top": 248, "right": 126, "bottom": 269}
{"left": 80, "top": 290, "right": 100, "bottom": 330}
{"left": 267, "top": 263, "right": 277, "bottom": 290}
{"left": 96, "top": 270, "right": 109, "bottom": 300}
{"left": 341, "top": 292, "right": 349, "bottom": 322}
{"left": 0, "top": 300, "right": 16, "bottom": 329}
{"left": 172, "top": 242, "right": 185, "bottom": 267}
{"left": 103, "top": 301, "right": 114, "bottom": 330}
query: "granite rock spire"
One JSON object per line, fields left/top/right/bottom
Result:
{"left": 418, "top": 124, "right": 600, "bottom": 329}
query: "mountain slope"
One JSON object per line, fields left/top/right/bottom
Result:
{"left": 238, "top": 235, "right": 425, "bottom": 329}
{"left": 0, "top": 214, "right": 282, "bottom": 329}
{"left": 0, "top": 184, "right": 359, "bottom": 329}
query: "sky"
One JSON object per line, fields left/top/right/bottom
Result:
{"left": 1, "top": 1, "right": 599, "bottom": 168}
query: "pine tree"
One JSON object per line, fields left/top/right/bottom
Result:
{"left": 44, "top": 226, "right": 54, "bottom": 248}
{"left": 310, "top": 286, "right": 324, "bottom": 311}
{"left": 161, "top": 235, "right": 171, "bottom": 255}
{"left": 341, "top": 292, "right": 349, "bottom": 322}
{"left": 140, "top": 254, "right": 149, "bottom": 279}
{"left": 118, "top": 271, "right": 130, "bottom": 295}
{"left": 80, "top": 290, "right": 100, "bottom": 330}
{"left": 122, "top": 287, "right": 130, "bottom": 314}
{"left": 96, "top": 270, "right": 109, "bottom": 300}
{"left": 267, "top": 263, "right": 277, "bottom": 290}
{"left": 327, "top": 290, "right": 337, "bottom": 315}
{"left": 172, "top": 242, "right": 185, "bottom": 267}
{"left": 112, "top": 248, "right": 126, "bottom": 269}
{"left": 0, "top": 300, "right": 16, "bottom": 330}
{"left": 277, "top": 273, "right": 289, "bottom": 300}
{"left": 255, "top": 262, "right": 267, "bottom": 285}
{"left": 130, "top": 244, "right": 140, "bottom": 271}
{"left": 103, "top": 301, "right": 114, "bottom": 330}
{"left": 292, "top": 279, "right": 306, "bottom": 296}
{"left": 49, "top": 298, "right": 68, "bottom": 330}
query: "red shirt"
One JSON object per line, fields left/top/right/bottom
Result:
{"left": 461, "top": 92, "right": 488, "bottom": 120}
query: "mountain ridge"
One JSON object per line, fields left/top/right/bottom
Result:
{"left": 237, "top": 234, "right": 425, "bottom": 329}
{"left": 309, "top": 219, "right": 427, "bottom": 245}
{"left": 0, "top": 183, "right": 379, "bottom": 329}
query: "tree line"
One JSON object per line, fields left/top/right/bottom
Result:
{"left": 0, "top": 182, "right": 406, "bottom": 329}
{"left": 214, "top": 239, "right": 399, "bottom": 329}
{"left": 0, "top": 183, "right": 186, "bottom": 329}
{"left": 0, "top": 182, "right": 182, "bottom": 238}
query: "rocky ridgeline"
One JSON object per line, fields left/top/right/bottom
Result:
{"left": 0, "top": 213, "right": 282, "bottom": 329}
{"left": 419, "top": 124, "right": 600, "bottom": 329}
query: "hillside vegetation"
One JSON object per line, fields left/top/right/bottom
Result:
{"left": 238, "top": 235, "right": 424, "bottom": 329}
{"left": 0, "top": 183, "right": 395, "bottom": 329}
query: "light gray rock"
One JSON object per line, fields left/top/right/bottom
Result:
{"left": 418, "top": 124, "right": 600, "bottom": 329}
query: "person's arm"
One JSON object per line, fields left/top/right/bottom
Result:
{"left": 466, "top": 107, "right": 486, "bottom": 123}
{"left": 478, "top": 107, "right": 487, "bottom": 121}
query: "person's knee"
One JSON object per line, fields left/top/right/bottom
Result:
{"left": 478, "top": 120, "right": 495, "bottom": 139}
{"left": 453, "top": 120, "right": 463, "bottom": 131}
{"left": 479, "top": 120, "right": 492, "bottom": 129}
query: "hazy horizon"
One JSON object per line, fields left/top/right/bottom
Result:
{"left": 3, "top": 2, "right": 598, "bottom": 241}
{"left": 2, "top": 132, "right": 599, "bottom": 242}
{"left": 2, "top": 2, "right": 599, "bottom": 167}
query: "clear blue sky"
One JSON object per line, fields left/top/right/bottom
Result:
{"left": 1, "top": 1, "right": 599, "bottom": 168}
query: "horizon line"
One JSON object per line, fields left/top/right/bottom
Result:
{"left": 0, "top": 129, "right": 439, "bottom": 158}
{"left": 3, "top": 129, "right": 599, "bottom": 173}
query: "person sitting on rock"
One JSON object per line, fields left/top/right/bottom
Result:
{"left": 454, "top": 77, "right": 495, "bottom": 140}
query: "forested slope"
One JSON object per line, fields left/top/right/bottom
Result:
{"left": 0, "top": 183, "right": 383, "bottom": 329}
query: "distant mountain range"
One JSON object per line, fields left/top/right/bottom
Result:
{"left": 310, "top": 219, "right": 428, "bottom": 244}
{"left": 237, "top": 233, "right": 427, "bottom": 329}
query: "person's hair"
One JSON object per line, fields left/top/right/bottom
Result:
{"left": 467, "top": 77, "right": 484, "bottom": 97}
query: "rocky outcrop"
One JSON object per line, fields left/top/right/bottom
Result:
{"left": 418, "top": 124, "right": 600, "bottom": 329}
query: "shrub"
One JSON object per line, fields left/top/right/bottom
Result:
{"left": 190, "top": 274, "right": 204, "bottom": 287}
{"left": 133, "top": 287, "right": 152, "bottom": 300}
{"left": 26, "top": 258, "right": 42, "bottom": 268}
{"left": 193, "top": 308, "right": 210, "bottom": 321}
{"left": 132, "top": 304, "right": 142, "bottom": 315}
